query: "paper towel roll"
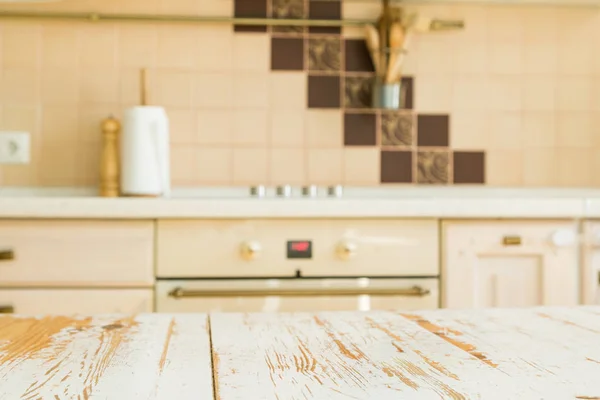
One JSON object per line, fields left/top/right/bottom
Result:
{"left": 120, "top": 106, "right": 171, "bottom": 197}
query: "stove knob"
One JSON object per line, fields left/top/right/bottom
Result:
{"left": 336, "top": 240, "right": 357, "bottom": 261}
{"left": 240, "top": 241, "right": 262, "bottom": 261}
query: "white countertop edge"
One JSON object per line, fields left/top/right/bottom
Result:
{"left": 0, "top": 197, "right": 588, "bottom": 219}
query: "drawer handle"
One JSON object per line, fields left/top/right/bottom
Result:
{"left": 0, "top": 249, "right": 14, "bottom": 261}
{"left": 0, "top": 305, "right": 14, "bottom": 314}
{"left": 168, "top": 286, "right": 431, "bottom": 298}
{"left": 502, "top": 236, "right": 522, "bottom": 246}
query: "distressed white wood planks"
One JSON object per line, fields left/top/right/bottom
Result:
{"left": 210, "top": 308, "right": 600, "bottom": 400}
{"left": 0, "top": 313, "right": 213, "bottom": 400}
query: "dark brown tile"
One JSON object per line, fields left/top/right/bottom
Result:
{"left": 308, "top": 75, "right": 341, "bottom": 108}
{"left": 401, "top": 76, "right": 414, "bottom": 109}
{"left": 308, "top": 0, "right": 341, "bottom": 34}
{"left": 381, "top": 151, "right": 412, "bottom": 183}
{"left": 344, "top": 76, "right": 373, "bottom": 109}
{"left": 417, "top": 151, "right": 449, "bottom": 184}
{"left": 417, "top": 114, "right": 449, "bottom": 147}
{"left": 344, "top": 113, "right": 376, "bottom": 146}
{"left": 271, "top": 38, "right": 304, "bottom": 70}
{"left": 234, "top": 0, "right": 268, "bottom": 32}
{"left": 271, "top": 0, "right": 305, "bottom": 34}
{"left": 453, "top": 151, "right": 485, "bottom": 184}
{"left": 381, "top": 112, "right": 413, "bottom": 146}
{"left": 308, "top": 37, "right": 341, "bottom": 71}
{"left": 345, "top": 39, "right": 375, "bottom": 72}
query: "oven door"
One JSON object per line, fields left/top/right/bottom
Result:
{"left": 155, "top": 278, "right": 439, "bottom": 313}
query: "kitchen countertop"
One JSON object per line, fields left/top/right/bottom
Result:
{"left": 1, "top": 187, "right": 600, "bottom": 218}
{"left": 1, "top": 307, "right": 600, "bottom": 399}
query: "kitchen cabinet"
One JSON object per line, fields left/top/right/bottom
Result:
{"left": 442, "top": 220, "right": 579, "bottom": 309}
{"left": 0, "top": 220, "right": 154, "bottom": 287}
{"left": 0, "top": 289, "right": 153, "bottom": 314}
{"left": 582, "top": 221, "right": 600, "bottom": 305}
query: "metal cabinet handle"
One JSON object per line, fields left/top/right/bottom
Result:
{"left": 0, "top": 305, "right": 14, "bottom": 314}
{"left": 0, "top": 249, "right": 14, "bottom": 261}
{"left": 168, "top": 285, "right": 430, "bottom": 299}
{"left": 502, "top": 236, "right": 521, "bottom": 246}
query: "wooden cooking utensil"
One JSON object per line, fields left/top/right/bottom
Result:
{"left": 377, "top": 0, "right": 391, "bottom": 79}
{"left": 385, "top": 22, "right": 405, "bottom": 83}
{"left": 364, "top": 24, "right": 381, "bottom": 75}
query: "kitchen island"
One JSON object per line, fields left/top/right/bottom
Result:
{"left": 0, "top": 307, "right": 599, "bottom": 399}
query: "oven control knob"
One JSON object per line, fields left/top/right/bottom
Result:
{"left": 336, "top": 240, "right": 357, "bottom": 261}
{"left": 240, "top": 241, "right": 262, "bottom": 261}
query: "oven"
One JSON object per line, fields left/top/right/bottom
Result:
{"left": 155, "top": 218, "right": 440, "bottom": 313}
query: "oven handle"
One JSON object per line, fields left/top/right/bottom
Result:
{"left": 168, "top": 285, "right": 431, "bottom": 299}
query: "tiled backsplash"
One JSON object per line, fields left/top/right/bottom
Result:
{"left": 0, "top": 0, "right": 599, "bottom": 187}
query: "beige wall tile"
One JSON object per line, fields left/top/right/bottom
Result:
{"left": 3, "top": 25, "right": 41, "bottom": 69}
{"left": 343, "top": 148, "right": 380, "bottom": 185}
{"left": 79, "top": 24, "right": 117, "bottom": 68}
{"left": 232, "top": 110, "right": 268, "bottom": 146}
{"left": 118, "top": 0, "right": 159, "bottom": 13}
{"left": 118, "top": 25, "right": 158, "bottom": 68}
{"left": 523, "top": 148, "right": 558, "bottom": 187}
{"left": 75, "top": 143, "right": 101, "bottom": 186}
{"left": 234, "top": 74, "right": 269, "bottom": 108}
{"left": 1, "top": 106, "right": 40, "bottom": 137}
{"left": 415, "top": 76, "right": 452, "bottom": 113}
{"left": 486, "top": 149, "right": 524, "bottom": 186}
{"left": 42, "top": 24, "right": 79, "bottom": 68}
{"left": 269, "top": 149, "right": 306, "bottom": 184}
{"left": 307, "top": 149, "right": 343, "bottom": 184}
{"left": 170, "top": 145, "right": 198, "bottom": 186}
{"left": 556, "top": 77, "right": 592, "bottom": 111}
{"left": 270, "top": 73, "right": 306, "bottom": 109}
{"left": 167, "top": 108, "right": 197, "bottom": 144}
{"left": 523, "top": 43, "right": 557, "bottom": 75}
{"left": 522, "top": 77, "right": 556, "bottom": 112}
{"left": 270, "top": 111, "right": 305, "bottom": 147}
{"left": 486, "top": 76, "right": 522, "bottom": 112}
{"left": 233, "top": 34, "right": 270, "bottom": 72}
{"left": 198, "top": 0, "right": 232, "bottom": 15}
{"left": 592, "top": 150, "right": 600, "bottom": 187}
{"left": 416, "top": 35, "right": 455, "bottom": 76}
{"left": 193, "top": 73, "right": 233, "bottom": 108}
{"left": 154, "top": 70, "right": 193, "bottom": 108}
{"left": 197, "top": 109, "right": 233, "bottom": 145}
{"left": 452, "top": 75, "right": 488, "bottom": 111}
{"left": 196, "top": 26, "right": 233, "bottom": 72}
{"left": 450, "top": 110, "right": 490, "bottom": 150}
{"left": 158, "top": 0, "right": 200, "bottom": 13}
{"left": 197, "top": 147, "right": 233, "bottom": 185}
{"left": 488, "top": 7, "right": 523, "bottom": 42}
{"left": 488, "top": 111, "right": 523, "bottom": 150}
{"left": 2, "top": 69, "right": 40, "bottom": 105}
{"left": 232, "top": 148, "right": 268, "bottom": 184}
{"left": 306, "top": 110, "right": 342, "bottom": 148}
{"left": 555, "top": 112, "right": 593, "bottom": 148}
{"left": 556, "top": 11, "right": 596, "bottom": 76}
{"left": 80, "top": 68, "right": 119, "bottom": 104}
{"left": 39, "top": 142, "right": 78, "bottom": 186}
{"left": 0, "top": 146, "right": 39, "bottom": 186}
{"left": 42, "top": 68, "right": 79, "bottom": 105}
{"left": 522, "top": 112, "right": 556, "bottom": 149}
{"left": 487, "top": 41, "right": 523, "bottom": 75}
{"left": 556, "top": 148, "right": 593, "bottom": 187}
{"left": 79, "top": 104, "right": 120, "bottom": 144}
{"left": 42, "top": 105, "right": 79, "bottom": 143}
{"left": 157, "top": 26, "right": 199, "bottom": 69}
{"left": 119, "top": 68, "right": 143, "bottom": 105}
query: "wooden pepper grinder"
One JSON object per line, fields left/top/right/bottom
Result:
{"left": 100, "top": 116, "right": 121, "bottom": 197}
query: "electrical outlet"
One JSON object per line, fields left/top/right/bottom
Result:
{"left": 0, "top": 131, "right": 30, "bottom": 164}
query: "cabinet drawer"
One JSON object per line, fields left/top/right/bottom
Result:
{"left": 157, "top": 219, "right": 439, "bottom": 278}
{"left": 0, "top": 220, "right": 154, "bottom": 286}
{"left": 0, "top": 289, "right": 153, "bottom": 314}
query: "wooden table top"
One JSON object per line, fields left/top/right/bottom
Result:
{"left": 1, "top": 307, "right": 600, "bottom": 399}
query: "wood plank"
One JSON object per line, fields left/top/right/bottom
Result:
{"left": 403, "top": 307, "right": 600, "bottom": 399}
{"left": 0, "top": 314, "right": 213, "bottom": 399}
{"left": 210, "top": 311, "right": 528, "bottom": 400}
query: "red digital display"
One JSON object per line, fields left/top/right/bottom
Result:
{"left": 291, "top": 241, "right": 310, "bottom": 252}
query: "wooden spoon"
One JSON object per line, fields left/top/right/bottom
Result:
{"left": 385, "top": 22, "right": 405, "bottom": 83}
{"left": 364, "top": 24, "right": 381, "bottom": 75}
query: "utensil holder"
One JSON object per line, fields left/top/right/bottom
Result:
{"left": 372, "top": 78, "right": 405, "bottom": 110}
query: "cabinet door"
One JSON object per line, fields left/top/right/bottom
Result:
{"left": 0, "top": 289, "right": 153, "bottom": 314}
{"left": 443, "top": 220, "right": 579, "bottom": 309}
{"left": 583, "top": 221, "right": 600, "bottom": 305}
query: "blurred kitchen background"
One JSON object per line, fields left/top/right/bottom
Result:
{"left": 0, "top": 0, "right": 598, "bottom": 188}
